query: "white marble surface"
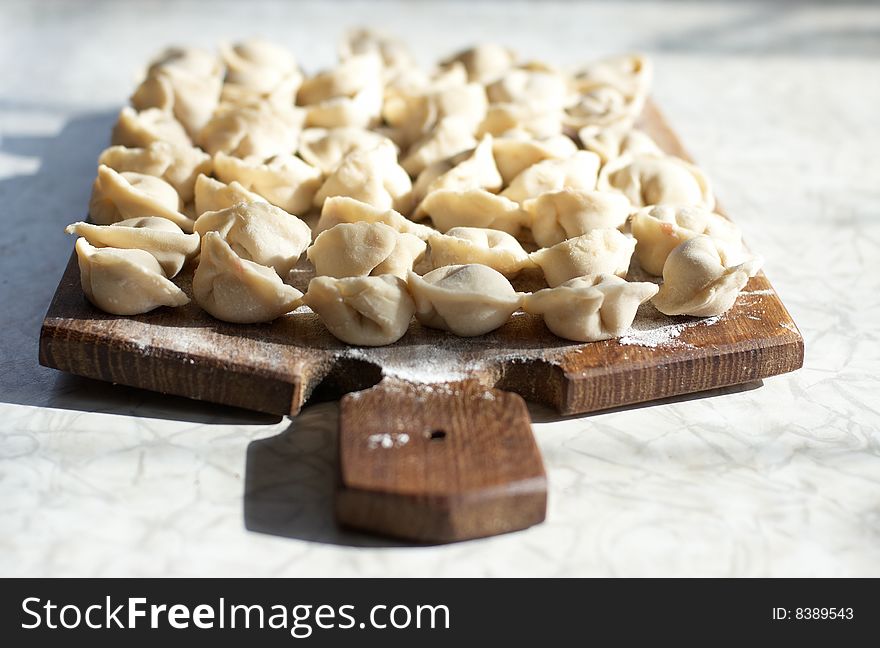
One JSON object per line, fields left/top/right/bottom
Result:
{"left": 2, "top": 0, "right": 879, "bottom": 577}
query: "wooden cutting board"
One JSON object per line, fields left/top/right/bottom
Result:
{"left": 39, "top": 100, "right": 804, "bottom": 543}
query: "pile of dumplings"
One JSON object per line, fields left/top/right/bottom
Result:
{"left": 66, "top": 30, "right": 762, "bottom": 346}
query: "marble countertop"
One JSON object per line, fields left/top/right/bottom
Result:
{"left": 2, "top": 0, "right": 878, "bottom": 577}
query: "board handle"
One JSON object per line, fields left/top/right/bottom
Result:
{"left": 336, "top": 378, "right": 547, "bottom": 543}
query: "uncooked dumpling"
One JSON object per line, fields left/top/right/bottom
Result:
{"left": 420, "top": 189, "right": 526, "bottom": 237}
{"left": 98, "top": 141, "right": 212, "bottom": 203}
{"left": 298, "top": 127, "right": 392, "bottom": 174}
{"left": 401, "top": 116, "right": 478, "bottom": 177}
{"left": 212, "top": 152, "right": 322, "bottom": 214}
{"left": 192, "top": 174, "right": 267, "bottom": 217}
{"left": 523, "top": 274, "right": 658, "bottom": 342}
{"left": 598, "top": 154, "right": 715, "bottom": 210}
{"left": 66, "top": 217, "right": 199, "bottom": 278}
{"left": 220, "top": 38, "right": 300, "bottom": 94}
{"left": 500, "top": 151, "right": 601, "bottom": 204}
{"left": 304, "top": 275, "right": 415, "bottom": 346}
{"left": 131, "top": 46, "right": 224, "bottom": 137}
{"left": 297, "top": 53, "right": 383, "bottom": 106}
{"left": 442, "top": 43, "right": 516, "bottom": 83}
{"left": 193, "top": 201, "right": 311, "bottom": 277}
{"left": 339, "top": 28, "right": 415, "bottom": 72}
{"left": 313, "top": 141, "right": 412, "bottom": 213}
{"left": 566, "top": 54, "right": 652, "bottom": 132}
{"left": 73, "top": 238, "right": 189, "bottom": 315}
{"left": 304, "top": 81, "right": 383, "bottom": 129}
{"left": 407, "top": 264, "right": 522, "bottom": 336}
{"left": 486, "top": 68, "right": 572, "bottom": 114}
{"left": 307, "top": 222, "right": 426, "bottom": 279}
{"left": 530, "top": 229, "right": 636, "bottom": 287}
{"left": 523, "top": 189, "right": 632, "bottom": 248}
{"left": 477, "top": 102, "right": 564, "bottom": 140}
{"left": 193, "top": 232, "right": 303, "bottom": 323}
{"left": 652, "top": 235, "right": 761, "bottom": 317}
{"left": 197, "top": 102, "right": 304, "bottom": 160}
{"left": 89, "top": 165, "right": 193, "bottom": 232}
{"left": 428, "top": 227, "right": 532, "bottom": 278}
{"left": 492, "top": 135, "right": 578, "bottom": 185}
{"left": 578, "top": 126, "right": 661, "bottom": 164}
{"left": 111, "top": 107, "right": 192, "bottom": 149}
{"left": 315, "top": 196, "right": 434, "bottom": 239}
{"left": 631, "top": 204, "right": 745, "bottom": 276}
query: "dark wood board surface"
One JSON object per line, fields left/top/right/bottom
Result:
{"left": 39, "top": 100, "right": 804, "bottom": 420}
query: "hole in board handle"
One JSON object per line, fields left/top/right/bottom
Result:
{"left": 429, "top": 429, "right": 447, "bottom": 441}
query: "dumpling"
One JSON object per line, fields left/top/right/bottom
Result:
{"left": 212, "top": 152, "right": 322, "bottom": 214}
{"left": 631, "top": 204, "right": 745, "bottom": 276}
{"left": 98, "top": 141, "right": 212, "bottom": 203}
{"left": 89, "top": 165, "right": 193, "bottom": 232}
{"left": 500, "top": 151, "right": 601, "bottom": 204}
{"left": 297, "top": 53, "right": 383, "bottom": 106}
{"left": 339, "top": 28, "right": 415, "bottom": 72}
{"left": 66, "top": 217, "right": 199, "bottom": 278}
{"left": 130, "top": 46, "right": 224, "bottom": 137}
{"left": 111, "top": 107, "right": 192, "bottom": 149}
{"left": 197, "top": 102, "right": 304, "bottom": 160}
{"left": 486, "top": 68, "right": 572, "bottom": 114}
{"left": 492, "top": 135, "right": 578, "bottom": 185}
{"left": 303, "top": 81, "right": 383, "bottom": 129}
{"left": 314, "top": 196, "right": 435, "bottom": 239}
{"left": 304, "top": 275, "right": 415, "bottom": 346}
{"left": 193, "top": 201, "right": 311, "bottom": 277}
{"left": 220, "top": 38, "right": 299, "bottom": 94}
{"left": 428, "top": 227, "right": 532, "bottom": 278}
{"left": 193, "top": 232, "right": 303, "bottom": 323}
{"left": 578, "top": 126, "right": 661, "bottom": 164}
{"left": 523, "top": 189, "right": 632, "bottom": 248}
{"left": 192, "top": 174, "right": 267, "bottom": 217}
{"left": 598, "top": 154, "right": 715, "bottom": 210}
{"left": 400, "top": 116, "right": 478, "bottom": 177}
{"left": 307, "top": 222, "right": 426, "bottom": 279}
{"left": 530, "top": 229, "right": 636, "bottom": 287}
{"left": 298, "top": 127, "right": 392, "bottom": 174}
{"left": 565, "top": 54, "right": 652, "bottom": 132}
{"left": 477, "top": 102, "right": 564, "bottom": 140}
{"left": 73, "top": 238, "right": 189, "bottom": 315}
{"left": 441, "top": 44, "right": 516, "bottom": 83}
{"left": 220, "top": 70, "right": 302, "bottom": 110}
{"left": 407, "top": 264, "right": 522, "bottom": 336}
{"left": 652, "top": 235, "right": 762, "bottom": 317}
{"left": 523, "top": 274, "right": 659, "bottom": 342}
{"left": 313, "top": 141, "right": 412, "bottom": 213}
{"left": 420, "top": 189, "right": 526, "bottom": 237}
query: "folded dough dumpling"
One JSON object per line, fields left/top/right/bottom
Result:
{"left": 304, "top": 275, "right": 415, "bottom": 346}
{"left": 339, "top": 28, "right": 415, "bottom": 72}
{"left": 220, "top": 38, "right": 300, "bottom": 94}
{"left": 297, "top": 53, "right": 383, "bottom": 106}
{"left": 220, "top": 69, "right": 303, "bottom": 111}
{"left": 407, "top": 264, "right": 522, "bottom": 336}
{"left": 192, "top": 174, "right": 267, "bottom": 217}
{"left": 401, "top": 116, "right": 478, "bottom": 177}
{"left": 428, "top": 227, "right": 532, "bottom": 278}
{"left": 598, "top": 153, "right": 715, "bottom": 210}
{"left": 193, "top": 232, "right": 303, "bottom": 323}
{"left": 631, "top": 204, "right": 745, "bottom": 276}
{"left": 66, "top": 217, "right": 199, "bottom": 278}
{"left": 530, "top": 229, "right": 636, "bottom": 287}
{"left": 197, "top": 102, "right": 304, "bottom": 160}
{"left": 193, "top": 201, "right": 310, "bottom": 277}
{"left": 307, "top": 222, "right": 426, "bottom": 279}
{"left": 566, "top": 54, "right": 652, "bottom": 132}
{"left": 420, "top": 189, "right": 526, "bottom": 237}
{"left": 315, "top": 196, "right": 435, "bottom": 239}
{"left": 98, "top": 142, "right": 212, "bottom": 203}
{"left": 486, "top": 68, "right": 572, "bottom": 114}
{"left": 131, "top": 46, "right": 224, "bottom": 137}
{"left": 313, "top": 141, "right": 412, "bottom": 213}
{"left": 73, "top": 238, "right": 189, "bottom": 316}
{"left": 89, "top": 165, "right": 194, "bottom": 232}
{"left": 652, "top": 235, "right": 762, "bottom": 317}
{"left": 303, "top": 81, "right": 383, "bottom": 129}
{"left": 298, "top": 127, "right": 392, "bottom": 174}
{"left": 212, "top": 152, "right": 322, "bottom": 215}
{"left": 523, "top": 274, "right": 659, "bottom": 342}
{"left": 111, "top": 106, "right": 192, "bottom": 149}
{"left": 442, "top": 43, "right": 516, "bottom": 83}
{"left": 524, "top": 189, "right": 632, "bottom": 248}
{"left": 500, "top": 151, "right": 601, "bottom": 204}
{"left": 578, "top": 126, "right": 661, "bottom": 164}
{"left": 492, "top": 135, "right": 578, "bottom": 185}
